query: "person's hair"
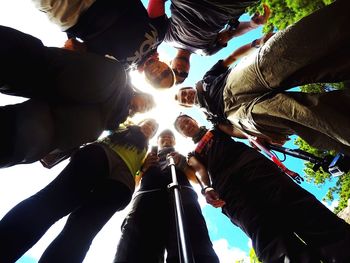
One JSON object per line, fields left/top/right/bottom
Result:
{"left": 157, "top": 129, "right": 175, "bottom": 139}
{"left": 144, "top": 59, "right": 175, "bottom": 89}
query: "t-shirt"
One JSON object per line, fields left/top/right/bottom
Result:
{"left": 197, "top": 60, "right": 231, "bottom": 125}
{"left": 139, "top": 147, "right": 193, "bottom": 191}
{"left": 165, "top": 0, "right": 257, "bottom": 55}
{"left": 190, "top": 129, "right": 257, "bottom": 193}
{"left": 99, "top": 125, "right": 148, "bottom": 191}
{"left": 66, "top": 0, "right": 169, "bottom": 69}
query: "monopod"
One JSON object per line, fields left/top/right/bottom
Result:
{"left": 267, "top": 144, "right": 350, "bottom": 177}
{"left": 167, "top": 156, "right": 194, "bottom": 263}
{"left": 242, "top": 132, "right": 304, "bottom": 183}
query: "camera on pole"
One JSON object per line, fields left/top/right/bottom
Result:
{"left": 267, "top": 144, "right": 350, "bottom": 177}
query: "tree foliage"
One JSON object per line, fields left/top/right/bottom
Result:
{"left": 248, "top": 0, "right": 333, "bottom": 32}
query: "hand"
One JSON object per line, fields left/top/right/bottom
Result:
{"left": 203, "top": 188, "right": 226, "bottom": 208}
{"left": 261, "top": 31, "right": 274, "bottom": 44}
{"left": 250, "top": 4, "right": 271, "bottom": 27}
{"left": 142, "top": 152, "right": 159, "bottom": 172}
{"left": 249, "top": 134, "right": 289, "bottom": 150}
{"left": 63, "top": 38, "right": 87, "bottom": 53}
{"left": 167, "top": 152, "right": 187, "bottom": 168}
{"left": 216, "top": 29, "right": 233, "bottom": 46}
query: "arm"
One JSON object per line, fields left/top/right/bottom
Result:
{"left": 188, "top": 156, "right": 226, "bottom": 208}
{"left": 218, "top": 121, "right": 289, "bottom": 147}
{"left": 134, "top": 152, "right": 159, "bottom": 186}
{"left": 217, "top": 123, "right": 246, "bottom": 139}
{"left": 222, "top": 40, "right": 257, "bottom": 67}
{"left": 183, "top": 165, "right": 199, "bottom": 184}
{"left": 216, "top": 4, "right": 271, "bottom": 46}
{"left": 222, "top": 31, "right": 274, "bottom": 67}
{"left": 187, "top": 156, "right": 211, "bottom": 187}
{"left": 167, "top": 152, "right": 197, "bottom": 182}
{"left": 147, "top": 0, "right": 166, "bottom": 18}
{"left": 135, "top": 170, "right": 143, "bottom": 187}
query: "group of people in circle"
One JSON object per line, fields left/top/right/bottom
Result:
{"left": 1, "top": 0, "right": 350, "bottom": 262}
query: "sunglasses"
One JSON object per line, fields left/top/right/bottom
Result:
{"left": 172, "top": 69, "right": 189, "bottom": 79}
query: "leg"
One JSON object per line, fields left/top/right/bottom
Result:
{"left": 0, "top": 100, "right": 54, "bottom": 167}
{"left": 0, "top": 25, "right": 127, "bottom": 103}
{"left": 39, "top": 179, "right": 131, "bottom": 263}
{"left": 258, "top": 0, "right": 350, "bottom": 88}
{"left": 282, "top": 188, "right": 350, "bottom": 263}
{"left": 0, "top": 25, "right": 48, "bottom": 98}
{"left": 250, "top": 90, "right": 350, "bottom": 154}
{"left": 217, "top": 151, "right": 331, "bottom": 262}
{"left": 114, "top": 191, "right": 168, "bottom": 263}
{"left": 44, "top": 47, "right": 127, "bottom": 104}
{"left": 166, "top": 188, "right": 219, "bottom": 263}
{"left": 0, "top": 144, "right": 108, "bottom": 263}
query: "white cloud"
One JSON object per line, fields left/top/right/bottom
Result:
{"left": 213, "top": 239, "right": 249, "bottom": 263}
{"left": 322, "top": 199, "right": 339, "bottom": 212}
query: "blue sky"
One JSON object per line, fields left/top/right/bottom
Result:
{"left": 0, "top": 1, "right": 340, "bottom": 262}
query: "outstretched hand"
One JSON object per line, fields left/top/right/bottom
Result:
{"left": 251, "top": 4, "right": 271, "bottom": 27}
{"left": 203, "top": 188, "right": 226, "bottom": 208}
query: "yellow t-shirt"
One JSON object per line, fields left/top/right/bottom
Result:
{"left": 108, "top": 143, "right": 146, "bottom": 178}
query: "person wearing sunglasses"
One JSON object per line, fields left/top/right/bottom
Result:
{"left": 165, "top": 1, "right": 270, "bottom": 84}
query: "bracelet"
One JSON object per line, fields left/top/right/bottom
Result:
{"left": 251, "top": 39, "right": 260, "bottom": 48}
{"left": 201, "top": 186, "right": 213, "bottom": 195}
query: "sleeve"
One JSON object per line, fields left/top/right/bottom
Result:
{"left": 203, "top": 19, "right": 240, "bottom": 56}
{"left": 203, "top": 42, "right": 227, "bottom": 56}
{"left": 147, "top": 0, "right": 166, "bottom": 18}
{"left": 149, "top": 15, "right": 169, "bottom": 42}
{"left": 203, "top": 60, "right": 229, "bottom": 80}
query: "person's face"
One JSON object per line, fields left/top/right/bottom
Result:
{"left": 176, "top": 116, "right": 200, "bottom": 138}
{"left": 131, "top": 94, "right": 155, "bottom": 113}
{"left": 177, "top": 88, "right": 197, "bottom": 107}
{"left": 171, "top": 57, "right": 190, "bottom": 84}
{"left": 143, "top": 57, "right": 174, "bottom": 89}
{"left": 139, "top": 119, "right": 158, "bottom": 139}
{"left": 158, "top": 133, "right": 176, "bottom": 149}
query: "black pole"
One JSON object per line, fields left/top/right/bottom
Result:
{"left": 167, "top": 156, "right": 194, "bottom": 263}
{"left": 267, "top": 144, "right": 324, "bottom": 163}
